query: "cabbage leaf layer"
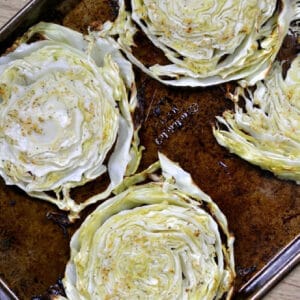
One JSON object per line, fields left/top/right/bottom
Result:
{"left": 57, "top": 153, "right": 235, "bottom": 300}
{"left": 98, "top": 0, "right": 299, "bottom": 86}
{"left": 214, "top": 54, "right": 300, "bottom": 183}
{"left": 0, "top": 22, "right": 142, "bottom": 219}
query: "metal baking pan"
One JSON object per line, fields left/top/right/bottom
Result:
{"left": 0, "top": 0, "right": 299, "bottom": 298}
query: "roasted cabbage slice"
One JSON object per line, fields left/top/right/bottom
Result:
{"left": 57, "top": 153, "right": 235, "bottom": 300}
{"left": 214, "top": 54, "right": 300, "bottom": 183}
{"left": 99, "top": 0, "right": 299, "bottom": 87}
{"left": 0, "top": 22, "right": 141, "bottom": 219}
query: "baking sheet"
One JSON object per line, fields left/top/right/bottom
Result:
{"left": 0, "top": 0, "right": 299, "bottom": 298}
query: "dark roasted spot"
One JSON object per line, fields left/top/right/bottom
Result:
{"left": 236, "top": 265, "right": 257, "bottom": 277}
{"left": 46, "top": 211, "right": 71, "bottom": 236}
{"left": 9, "top": 199, "right": 16, "bottom": 206}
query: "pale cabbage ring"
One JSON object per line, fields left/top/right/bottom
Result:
{"left": 99, "top": 0, "right": 298, "bottom": 86}
{"left": 60, "top": 154, "right": 235, "bottom": 299}
{"left": 0, "top": 23, "right": 141, "bottom": 219}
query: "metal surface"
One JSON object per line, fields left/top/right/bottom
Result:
{"left": 0, "top": 0, "right": 299, "bottom": 299}
{"left": 0, "top": 0, "right": 59, "bottom": 53}
{"left": 239, "top": 236, "right": 300, "bottom": 299}
{"left": 0, "top": 279, "right": 18, "bottom": 300}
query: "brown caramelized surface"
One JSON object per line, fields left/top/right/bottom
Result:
{"left": 0, "top": 0, "right": 299, "bottom": 298}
